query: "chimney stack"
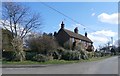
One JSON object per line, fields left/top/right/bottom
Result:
{"left": 85, "top": 32, "right": 87, "bottom": 37}
{"left": 54, "top": 31, "right": 57, "bottom": 36}
{"left": 61, "top": 21, "right": 64, "bottom": 29}
{"left": 74, "top": 27, "right": 78, "bottom": 34}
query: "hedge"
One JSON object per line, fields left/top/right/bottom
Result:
{"left": 2, "top": 51, "right": 16, "bottom": 61}
{"left": 61, "top": 50, "right": 81, "bottom": 60}
{"left": 32, "top": 54, "right": 49, "bottom": 62}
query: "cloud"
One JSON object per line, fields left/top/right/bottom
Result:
{"left": 90, "top": 30, "right": 117, "bottom": 37}
{"left": 88, "top": 34, "right": 109, "bottom": 43}
{"left": 91, "top": 13, "right": 95, "bottom": 16}
{"left": 87, "top": 30, "right": 117, "bottom": 47}
{"left": 98, "top": 13, "right": 118, "bottom": 24}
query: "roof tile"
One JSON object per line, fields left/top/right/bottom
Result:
{"left": 63, "top": 29, "right": 92, "bottom": 43}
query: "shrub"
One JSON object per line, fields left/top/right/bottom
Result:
{"left": 25, "top": 51, "right": 38, "bottom": 60}
{"left": 53, "top": 51, "right": 61, "bottom": 60}
{"left": 26, "top": 35, "right": 59, "bottom": 55}
{"left": 75, "top": 43, "right": 85, "bottom": 52}
{"left": 3, "top": 51, "right": 26, "bottom": 61}
{"left": 57, "top": 47, "right": 65, "bottom": 54}
{"left": 47, "top": 56, "right": 53, "bottom": 61}
{"left": 52, "top": 47, "right": 65, "bottom": 60}
{"left": 87, "top": 52, "right": 94, "bottom": 58}
{"left": 73, "top": 43, "right": 89, "bottom": 60}
{"left": 81, "top": 54, "right": 88, "bottom": 60}
{"left": 72, "top": 51, "right": 81, "bottom": 60}
{"left": 61, "top": 50, "right": 81, "bottom": 60}
{"left": 94, "top": 52, "right": 100, "bottom": 57}
{"left": 80, "top": 51, "right": 88, "bottom": 60}
{"left": 32, "top": 54, "right": 48, "bottom": 62}
{"left": 14, "top": 51, "right": 26, "bottom": 61}
{"left": 101, "top": 52, "right": 105, "bottom": 57}
{"left": 87, "top": 53, "right": 92, "bottom": 58}
{"left": 61, "top": 51, "right": 71, "bottom": 60}
{"left": 2, "top": 51, "right": 16, "bottom": 61}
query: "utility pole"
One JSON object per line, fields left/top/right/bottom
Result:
{"left": 111, "top": 37, "right": 113, "bottom": 46}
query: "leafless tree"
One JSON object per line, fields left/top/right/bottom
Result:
{"left": 1, "top": 2, "right": 42, "bottom": 61}
{"left": 26, "top": 34, "right": 58, "bottom": 56}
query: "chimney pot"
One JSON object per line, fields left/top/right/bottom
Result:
{"left": 74, "top": 27, "right": 78, "bottom": 34}
{"left": 85, "top": 32, "right": 87, "bottom": 37}
{"left": 61, "top": 21, "right": 64, "bottom": 29}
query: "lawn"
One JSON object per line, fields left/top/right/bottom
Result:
{"left": 2, "top": 56, "right": 112, "bottom": 65}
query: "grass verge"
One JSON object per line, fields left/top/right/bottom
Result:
{"left": 2, "top": 56, "right": 112, "bottom": 65}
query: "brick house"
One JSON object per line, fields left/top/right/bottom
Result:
{"left": 54, "top": 21, "right": 94, "bottom": 52}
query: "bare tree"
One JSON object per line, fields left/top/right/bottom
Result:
{"left": 26, "top": 33, "right": 58, "bottom": 56}
{"left": 1, "top": 2, "right": 42, "bottom": 61}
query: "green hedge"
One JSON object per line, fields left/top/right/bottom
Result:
{"left": 2, "top": 51, "right": 16, "bottom": 61}
{"left": 25, "top": 51, "right": 38, "bottom": 60}
{"left": 61, "top": 50, "right": 81, "bottom": 60}
{"left": 80, "top": 51, "right": 88, "bottom": 60}
{"left": 2, "top": 51, "right": 26, "bottom": 61}
{"left": 32, "top": 54, "right": 48, "bottom": 62}
{"left": 53, "top": 51, "right": 61, "bottom": 59}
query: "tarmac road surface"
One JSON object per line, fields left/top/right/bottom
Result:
{"left": 2, "top": 56, "right": 118, "bottom": 74}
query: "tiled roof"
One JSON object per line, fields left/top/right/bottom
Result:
{"left": 63, "top": 29, "right": 93, "bottom": 43}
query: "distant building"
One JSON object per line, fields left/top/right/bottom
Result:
{"left": 55, "top": 21, "right": 94, "bottom": 52}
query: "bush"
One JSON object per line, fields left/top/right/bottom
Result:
{"left": 47, "top": 56, "right": 53, "bottom": 61}
{"left": 94, "top": 52, "right": 100, "bottom": 57}
{"left": 32, "top": 54, "right": 48, "bottom": 62}
{"left": 81, "top": 54, "right": 88, "bottom": 60}
{"left": 25, "top": 51, "right": 38, "bottom": 60}
{"left": 61, "top": 51, "right": 71, "bottom": 60}
{"left": 3, "top": 51, "right": 26, "bottom": 61}
{"left": 87, "top": 53, "right": 92, "bottom": 58}
{"left": 87, "top": 52, "right": 94, "bottom": 58}
{"left": 72, "top": 51, "right": 81, "bottom": 60}
{"left": 61, "top": 50, "right": 81, "bottom": 60}
{"left": 14, "top": 53, "right": 25, "bottom": 61}
{"left": 57, "top": 47, "right": 65, "bottom": 54}
{"left": 53, "top": 51, "right": 61, "bottom": 60}
{"left": 101, "top": 52, "right": 105, "bottom": 57}
{"left": 52, "top": 47, "right": 65, "bottom": 59}
{"left": 2, "top": 51, "right": 16, "bottom": 61}
{"left": 26, "top": 35, "right": 58, "bottom": 55}
{"left": 80, "top": 51, "right": 88, "bottom": 60}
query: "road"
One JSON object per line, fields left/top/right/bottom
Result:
{"left": 2, "top": 56, "right": 118, "bottom": 74}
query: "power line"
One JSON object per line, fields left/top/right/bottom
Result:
{"left": 41, "top": 2, "right": 97, "bottom": 32}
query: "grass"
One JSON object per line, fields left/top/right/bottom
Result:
{"left": 2, "top": 56, "right": 112, "bottom": 65}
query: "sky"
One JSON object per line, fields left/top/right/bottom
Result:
{"left": 1, "top": 2, "right": 118, "bottom": 49}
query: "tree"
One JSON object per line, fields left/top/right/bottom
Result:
{"left": 1, "top": 2, "right": 42, "bottom": 61}
{"left": 26, "top": 33, "right": 58, "bottom": 56}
